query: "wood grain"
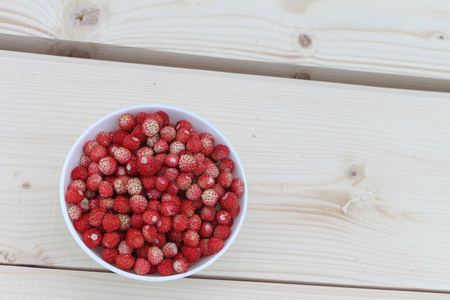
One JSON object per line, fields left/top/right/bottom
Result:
{"left": 0, "top": 1, "right": 450, "bottom": 91}
{"left": 1, "top": 50, "right": 450, "bottom": 291}
{"left": 2, "top": 265, "right": 447, "bottom": 300}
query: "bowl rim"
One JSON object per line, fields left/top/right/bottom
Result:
{"left": 59, "top": 104, "right": 248, "bottom": 281}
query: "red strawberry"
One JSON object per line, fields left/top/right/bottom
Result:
{"left": 113, "top": 177, "right": 128, "bottom": 194}
{"left": 141, "top": 176, "right": 156, "bottom": 190}
{"left": 179, "top": 200, "right": 195, "bottom": 217}
{"left": 137, "top": 155, "right": 158, "bottom": 176}
{"left": 176, "top": 127, "right": 192, "bottom": 144}
{"left": 146, "top": 134, "right": 160, "bottom": 148}
{"left": 199, "top": 239, "right": 214, "bottom": 256}
{"left": 90, "top": 145, "right": 108, "bottom": 163}
{"left": 172, "top": 214, "right": 189, "bottom": 231}
{"left": 160, "top": 201, "right": 179, "bottom": 217}
{"left": 200, "top": 138, "right": 214, "bottom": 156}
{"left": 166, "top": 181, "right": 180, "bottom": 195}
{"left": 220, "top": 192, "right": 239, "bottom": 212}
{"left": 130, "top": 213, "right": 145, "bottom": 229}
{"left": 211, "top": 144, "right": 230, "bottom": 161}
{"left": 147, "top": 188, "right": 162, "bottom": 201}
{"left": 219, "top": 158, "right": 235, "bottom": 173}
{"left": 148, "top": 246, "right": 164, "bottom": 265}
{"left": 89, "top": 199, "right": 100, "bottom": 210}
{"left": 115, "top": 165, "right": 127, "bottom": 177}
{"left": 143, "top": 210, "right": 160, "bottom": 225}
{"left": 173, "top": 258, "right": 189, "bottom": 274}
{"left": 134, "top": 258, "right": 151, "bottom": 275}
{"left": 156, "top": 215, "right": 172, "bottom": 233}
{"left": 130, "top": 195, "right": 148, "bottom": 214}
{"left": 208, "top": 237, "right": 224, "bottom": 253}
{"left": 102, "top": 232, "right": 121, "bottom": 248}
{"left": 162, "top": 242, "right": 178, "bottom": 258}
{"left": 98, "top": 181, "right": 114, "bottom": 198}
{"left": 131, "top": 124, "right": 148, "bottom": 142}
{"left": 113, "top": 147, "right": 133, "bottom": 165}
{"left": 155, "top": 176, "right": 169, "bottom": 191}
{"left": 189, "top": 214, "right": 202, "bottom": 231}
{"left": 169, "top": 141, "right": 185, "bottom": 154}
{"left": 142, "top": 118, "right": 159, "bottom": 137}
{"left": 111, "top": 129, "right": 128, "bottom": 144}
{"left": 113, "top": 196, "right": 131, "bottom": 214}
{"left": 136, "top": 243, "right": 151, "bottom": 259}
{"left": 178, "top": 154, "right": 197, "bottom": 173}
{"left": 68, "top": 179, "right": 86, "bottom": 192}
{"left": 154, "top": 139, "right": 169, "bottom": 154}
{"left": 126, "top": 228, "right": 145, "bottom": 249}
{"left": 176, "top": 173, "right": 192, "bottom": 190}
{"left": 186, "top": 138, "right": 202, "bottom": 154}
{"left": 231, "top": 178, "right": 245, "bottom": 196}
{"left": 157, "top": 259, "right": 174, "bottom": 276}
{"left": 89, "top": 207, "right": 107, "bottom": 227}
{"left": 163, "top": 168, "right": 179, "bottom": 182}
{"left": 136, "top": 112, "right": 148, "bottom": 124}
{"left": 186, "top": 184, "right": 202, "bottom": 201}
{"left": 86, "top": 174, "right": 102, "bottom": 191}
{"left": 73, "top": 214, "right": 91, "bottom": 233}
{"left": 217, "top": 171, "right": 233, "bottom": 189}
{"left": 68, "top": 205, "right": 82, "bottom": 220}
{"left": 116, "top": 254, "right": 135, "bottom": 271}
{"left": 199, "top": 221, "right": 213, "bottom": 238}
{"left": 136, "top": 146, "right": 154, "bottom": 158}
{"left": 147, "top": 199, "right": 161, "bottom": 212}
{"left": 167, "top": 229, "right": 183, "bottom": 243}
{"left": 214, "top": 224, "right": 231, "bottom": 240}
{"left": 156, "top": 111, "right": 170, "bottom": 126}
{"left": 212, "top": 183, "right": 226, "bottom": 199}
{"left": 164, "top": 153, "right": 179, "bottom": 168}
{"left": 204, "top": 159, "right": 219, "bottom": 178}
{"left": 83, "top": 140, "right": 99, "bottom": 156}
{"left": 201, "top": 189, "right": 219, "bottom": 207}
{"left": 79, "top": 155, "right": 91, "bottom": 168}
{"left": 125, "top": 160, "right": 139, "bottom": 176}
{"left": 216, "top": 210, "right": 232, "bottom": 225}
{"left": 126, "top": 177, "right": 143, "bottom": 195}
{"left": 102, "top": 248, "right": 119, "bottom": 264}
{"left": 118, "top": 113, "right": 137, "bottom": 132}
{"left": 230, "top": 204, "right": 240, "bottom": 218}
{"left": 65, "top": 187, "right": 85, "bottom": 204}
{"left": 98, "top": 156, "right": 118, "bottom": 176}
{"left": 145, "top": 113, "right": 164, "bottom": 129}
{"left": 116, "top": 214, "right": 131, "bottom": 232}
{"left": 122, "top": 134, "right": 141, "bottom": 152}
{"left": 83, "top": 228, "right": 102, "bottom": 248}
{"left": 102, "top": 214, "right": 121, "bottom": 232}
{"left": 118, "top": 240, "right": 133, "bottom": 255}
{"left": 183, "top": 230, "right": 200, "bottom": 247}
{"left": 87, "top": 162, "right": 101, "bottom": 175}
{"left": 152, "top": 233, "right": 166, "bottom": 248}
{"left": 71, "top": 166, "right": 88, "bottom": 181}
{"left": 78, "top": 198, "right": 90, "bottom": 213}
{"left": 96, "top": 131, "right": 112, "bottom": 147}
{"left": 160, "top": 126, "right": 176, "bottom": 143}
{"left": 197, "top": 174, "right": 215, "bottom": 190}
{"left": 199, "top": 132, "right": 214, "bottom": 143}
{"left": 181, "top": 246, "right": 201, "bottom": 263}
{"left": 142, "top": 224, "right": 157, "bottom": 243}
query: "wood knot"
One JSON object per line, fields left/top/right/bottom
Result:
{"left": 73, "top": 5, "right": 99, "bottom": 26}
{"left": 22, "top": 182, "right": 31, "bottom": 190}
{"left": 346, "top": 164, "right": 364, "bottom": 182}
{"left": 298, "top": 34, "right": 312, "bottom": 48}
{"left": 295, "top": 30, "right": 317, "bottom": 56}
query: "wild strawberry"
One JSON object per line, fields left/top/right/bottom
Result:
{"left": 83, "top": 228, "right": 102, "bottom": 248}
{"left": 199, "top": 132, "right": 214, "bottom": 142}
{"left": 146, "top": 134, "right": 160, "bottom": 148}
{"left": 200, "top": 138, "right": 213, "bottom": 156}
{"left": 197, "top": 174, "right": 215, "bottom": 190}
{"left": 189, "top": 214, "right": 201, "bottom": 231}
{"left": 181, "top": 246, "right": 201, "bottom": 263}
{"left": 142, "top": 224, "right": 157, "bottom": 243}
{"left": 131, "top": 124, "right": 148, "bottom": 142}
{"left": 104, "top": 175, "right": 116, "bottom": 184}
{"left": 143, "top": 210, "right": 160, "bottom": 225}
{"left": 173, "top": 258, "right": 189, "bottom": 274}
{"left": 102, "top": 214, "right": 121, "bottom": 232}
{"left": 116, "top": 213, "right": 131, "bottom": 231}
{"left": 211, "top": 144, "right": 230, "bottom": 161}
{"left": 155, "top": 154, "right": 166, "bottom": 170}
{"left": 208, "top": 237, "right": 224, "bottom": 253}
{"left": 88, "top": 162, "right": 101, "bottom": 175}
{"left": 220, "top": 192, "right": 239, "bottom": 212}
{"left": 160, "top": 126, "right": 176, "bottom": 143}
{"left": 152, "top": 233, "right": 166, "bottom": 248}
{"left": 83, "top": 140, "right": 99, "bottom": 156}
{"left": 219, "top": 158, "right": 235, "bottom": 173}
{"left": 78, "top": 198, "right": 90, "bottom": 213}
{"left": 155, "top": 176, "right": 169, "bottom": 191}
{"left": 79, "top": 155, "right": 91, "bottom": 168}
{"left": 186, "top": 137, "right": 203, "bottom": 154}
{"left": 199, "top": 221, "right": 213, "bottom": 238}
{"left": 179, "top": 200, "right": 195, "bottom": 218}
{"left": 162, "top": 168, "right": 178, "bottom": 182}
{"left": 115, "top": 166, "right": 127, "bottom": 177}
{"left": 98, "top": 156, "right": 118, "bottom": 176}
{"left": 186, "top": 184, "right": 202, "bottom": 201}
{"left": 156, "top": 215, "right": 172, "bottom": 233}
{"left": 130, "top": 195, "right": 147, "bottom": 214}
{"left": 125, "top": 160, "right": 139, "bottom": 176}
{"left": 176, "top": 127, "right": 192, "bottom": 144}
{"left": 162, "top": 242, "right": 178, "bottom": 258}
{"left": 102, "top": 248, "right": 119, "bottom": 264}
{"left": 89, "top": 207, "right": 106, "bottom": 227}
{"left": 167, "top": 229, "right": 183, "bottom": 243}
{"left": 169, "top": 141, "right": 185, "bottom": 154}
{"left": 230, "top": 204, "right": 240, "bottom": 218}
{"left": 73, "top": 214, "right": 91, "bottom": 233}
{"left": 166, "top": 181, "right": 180, "bottom": 195}
{"left": 113, "top": 177, "right": 128, "bottom": 194}
{"left": 157, "top": 259, "right": 174, "bottom": 276}
{"left": 116, "top": 254, "right": 135, "bottom": 271}
{"left": 160, "top": 201, "right": 179, "bottom": 217}
{"left": 71, "top": 166, "right": 88, "bottom": 181}
{"left": 174, "top": 173, "right": 190, "bottom": 190}
{"left": 136, "top": 243, "right": 151, "bottom": 259}
{"left": 89, "top": 199, "right": 100, "bottom": 210}
{"left": 111, "top": 130, "right": 127, "bottom": 145}
{"left": 113, "top": 196, "right": 131, "bottom": 214}
{"left": 130, "top": 213, "right": 145, "bottom": 229}
{"left": 117, "top": 240, "right": 133, "bottom": 255}
{"left": 163, "top": 153, "right": 178, "bottom": 168}
{"left": 126, "top": 228, "right": 145, "bottom": 249}
{"left": 122, "top": 135, "right": 141, "bottom": 151}
{"left": 161, "top": 193, "right": 180, "bottom": 205}
{"left": 216, "top": 210, "right": 232, "bottom": 225}
{"left": 96, "top": 131, "right": 112, "bottom": 147}
{"left": 226, "top": 218, "right": 234, "bottom": 228}
{"left": 172, "top": 214, "right": 189, "bottom": 231}
{"left": 214, "top": 224, "right": 231, "bottom": 240}
{"left": 65, "top": 187, "right": 85, "bottom": 204}
{"left": 84, "top": 190, "right": 96, "bottom": 200}
{"left": 102, "top": 232, "right": 121, "bottom": 248}
{"left": 204, "top": 159, "right": 219, "bottom": 178}
{"left": 126, "top": 177, "right": 143, "bottom": 195}
{"left": 141, "top": 176, "right": 156, "bottom": 190}
{"left": 217, "top": 171, "right": 233, "bottom": 189}
{"left": 212, "top": 184, "right": 225, "bottom": 200}
{"left": 98, "top": 181, "right": 114, "bottom": 198}
{"left": 90, "top": 145, "right": 108, "bottom": 163}
{"left": 68, "top": 205, "right": 82, "bottom": 220}
{"left": 147, "top": 188, "right": 162, "bottom": 201}
{"left": 135, "top": 147, "right": 154, "bottom": 159}
{"left": 175, "top": 120, "right": 192, "bottom": 131}
{"left": 68, "top": 179, "right": 87, "bottom": 192}
{"left": 142, "top": 118, "right": 159, "bottom": 137}
{"left": 113, "top": 147, "right": 132, "bottom": 165}
{"left": 231, "top": 178, "right": 245, "bottom": 196}
{"left": 137, "top": 155, "right": 158, "bottom": 176}
{"left": 134, "top": 257, "right": 151, "bottom": 275}
{"left": 183, "top": 230, "right": 200, "bottom": 247}
{"left": 119, "top": 113, "right": 137, "bottom": 132}
{"left": 154, "top": 139, "right": 169, "bottom": 154}
{"left": 199, "top": 239, "right": 214, "bottom": 256}
{"left": 136, "top": 112, "right": 148, "bottom": 124}
{"left": 192, "top": 199, "right": 204, "bottom": 210}
{"left": 154, "top": 111, "right": 169, "bottom": 126}
{"left": 148, "top": 246, "right": 164, "bottom": 265}
{"left": 145, "top": 113, "right": 164, "bottom": 129}
{"left": 201, "top": 189, "right": 219, "bottom": 207}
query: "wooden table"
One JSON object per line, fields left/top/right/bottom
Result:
{"left": 1, "top": 1, "right": 450, "bottom": 299}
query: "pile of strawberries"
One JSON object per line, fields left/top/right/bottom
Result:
{"left": 65, "top": 111, "right": 244, "bottom": 276}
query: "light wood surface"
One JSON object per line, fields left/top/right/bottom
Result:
{"left": 1, "top": 0, "right": 450, "bottom": 91}
{"left": 2, "top": 265, "right": 448, "bottom": 300}
{"left": 1, "top": 50, "right": 450, "bottom": 297}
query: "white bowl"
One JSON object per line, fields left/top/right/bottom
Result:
{"left": 60, "top": 105, "right": 247, "bottom": 281}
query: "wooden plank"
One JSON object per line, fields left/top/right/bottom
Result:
{"left": 1, "top": 1, "right": 450, "bottom": 91}
{"left": 0, "top": 265, "right": 447, "bottom": 300}
{"left": 1, "top": 50, "right": 450, "bottom": 291}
